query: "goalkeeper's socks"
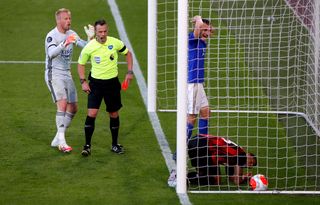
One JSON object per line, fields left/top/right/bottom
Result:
{"left": 56, "top": 111, "right": 66, "bottom": 144}
{"left": 187, "top": 123, "right": 194, "bottom": 140}
{"left": 56, "top": 111, "right": 66, "bottom": 132}
{"left": 110, "top": 116, "right": 120, "bottom": 145}
{"left": 64, "top": 111, "right": 75, "bottom": 128}
{"left": 198, "top": 118, "right": 208, "bottom": 135}
{"left": 85, "top": 116, "right": 95, "bottom": 145}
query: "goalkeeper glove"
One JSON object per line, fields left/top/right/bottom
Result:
{"left": 63, "top": 34, "right": 76, "bottom": 47}
{"left": 84, "top": 24, "right": 95, "bottom": 41}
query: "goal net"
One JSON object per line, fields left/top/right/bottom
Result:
{"left": 148, "top": 0, "right": 320, "bottom": 193}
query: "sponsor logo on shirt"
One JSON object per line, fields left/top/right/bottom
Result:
{"left": 47, "top": 36, "right": 52, "bottom": 43}
{"left": 202, "top": 49, "right": 206, "bottom": 56}
{"left": 61, "top": 48, "right": 73, "bottom": 60}
{"left": 94, "top": 56, "right": 101, "bottom": 64}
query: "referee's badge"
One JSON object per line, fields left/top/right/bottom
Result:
{"left": 94, "top": 56, "right": 101, "bottom": 64}
{"left": 108, "top": 45, "right": 113, "bottom": 50}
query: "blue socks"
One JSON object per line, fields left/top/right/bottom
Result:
{"left": 187, "top": 123, "right": 194, "bottom": 140}
{"left": 198, "top": 118, "right": 208, "bottom": 136}
{"left": 187, "top": 119, "right": 208, "bottom": 140}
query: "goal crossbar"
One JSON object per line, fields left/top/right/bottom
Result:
{"left": 158, "top": 109, "right": 320, "bottom": 137}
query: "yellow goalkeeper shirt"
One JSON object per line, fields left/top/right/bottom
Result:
{"left": 78, "top": 37, "right": 128, "bottom": 80}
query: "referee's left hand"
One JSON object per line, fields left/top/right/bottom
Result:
{"left": 125, "top": 72, "right": 134, "bottom": 85}
{"left": 81, "top": 81, "right": 91, "bottom": 94}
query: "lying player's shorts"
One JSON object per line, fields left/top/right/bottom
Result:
{"left": 45, "top": 73, "right": 77, "bottom": 103}
{"left": 188, "top": 136, "right": 220, "bottom": 185}
{"left": 187, "top": 83, "right": 209, "bottom": 115}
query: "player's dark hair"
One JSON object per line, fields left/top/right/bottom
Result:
{"left": 248, "top": 153, "right": 257, "bottom": 166}
{"left": 202, "top": 18, "right": 210, "bottom": 25}
{"left": 94, "top": 19, "right": 107, "bottom": 28}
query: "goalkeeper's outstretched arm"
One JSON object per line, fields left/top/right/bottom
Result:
{"left": 229, "top": 165, "right": 252, "bottom": 185}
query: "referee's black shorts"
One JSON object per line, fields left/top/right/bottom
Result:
{"left": 87, "top": 76, "right": 122, "bottom": 112}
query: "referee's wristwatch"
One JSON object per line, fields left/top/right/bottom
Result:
{"left": 80, "top": 79, "right": 86, "bottom": 84}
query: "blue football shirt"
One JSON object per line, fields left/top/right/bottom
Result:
{"left": 188, "top": 32, "right": 207, "bottom": 83}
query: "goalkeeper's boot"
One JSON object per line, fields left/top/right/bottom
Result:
{"left": 111, "top": 144, "right": 124, "bottom": 154}
{"left": 58, "top": 144, "right": 73, "bottom": 153}
{"left": 50, "top": 133, "right": 59, "bottom": 147}
{"left": 81, "top": 145, "right": 91, "bottom": 157}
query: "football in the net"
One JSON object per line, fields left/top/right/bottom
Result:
{"left": 250, "top": 174, "right": 268, "bottom": 191}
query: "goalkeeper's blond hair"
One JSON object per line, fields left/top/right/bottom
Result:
{"left": 55, "top": 8, "right": 71, "bottom": 21}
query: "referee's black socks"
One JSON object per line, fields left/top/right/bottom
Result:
{"left": 85, "top": 116, "right": 96, "bottom": 146}
{"left": 110, "top": 116, "right": 120, "bottom": 146}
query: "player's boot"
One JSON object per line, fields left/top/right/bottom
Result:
{"left": 111, "top": 144, "right": 124, "bottom": 154}
{"left": 58, "top": 144, "right": 73, "bottom": 153}
{"left": 81, "top": 145, "right": 91, "bottom": 157}
{"left": 167, "top": 169, "right": 177, "bottom": 187}
{"left": 172, "top": 151, "right": 177, "bottom": 161}
{"left": 50, "top": 133, "right": 59, "bottom": 147}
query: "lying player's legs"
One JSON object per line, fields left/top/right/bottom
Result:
{"left": 188, "top": 136, "right": 219, "bottom": 185}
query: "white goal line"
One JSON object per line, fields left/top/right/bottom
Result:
{"left": 0, "top": 60, "right": 126, "bottom": 64}
{"left": 189, "top": 190, "right": 320, "bottom": 194}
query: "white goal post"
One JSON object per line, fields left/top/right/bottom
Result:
{"left": 148, "top": 0, "right": 320, "bottom": 194}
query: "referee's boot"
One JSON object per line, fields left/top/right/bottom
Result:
{"left": 81, "top": 145, "right": 91, "bottom": 156}
{"left": 111, "top": 144, "right": 124, "bottom": 154}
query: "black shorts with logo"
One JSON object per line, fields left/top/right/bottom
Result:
{"left": 87, "top": 76, "right": 122, "bottom": 112}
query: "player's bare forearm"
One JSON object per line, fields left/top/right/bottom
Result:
{"left": 192, "top": 15, "right": 203, "bottom": 38}
{"left": 77, "top": 64, "right": 86, "bottom": 80}
{"left": 77, "top": 64, "right": 90, "bottom": 93}
{"left": 126, "top": 51, "right": 133, "bottom": 72}
{"left": 125, "top": 51, "right": 134, "bottom": 83}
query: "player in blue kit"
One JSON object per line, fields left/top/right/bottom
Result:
{"left": 187, "top": 15, "right": 214, "bottom": 140}
{"left": 172, "top": 16, "right": 213, "bottom": 162}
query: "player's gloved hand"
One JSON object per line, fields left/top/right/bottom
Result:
{"left": 63, "top": 34, "right": 76, "bottom": 47}
{"left": 84, "top": 24, "right": 95, "bottom": 41}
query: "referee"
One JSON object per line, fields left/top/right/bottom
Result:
{"left": 77, "top": 19, "right": 133, "bottom": 156}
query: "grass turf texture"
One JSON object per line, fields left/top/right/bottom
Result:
{"left": 0, "top": 0, "right": 319, "bottom": 204}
